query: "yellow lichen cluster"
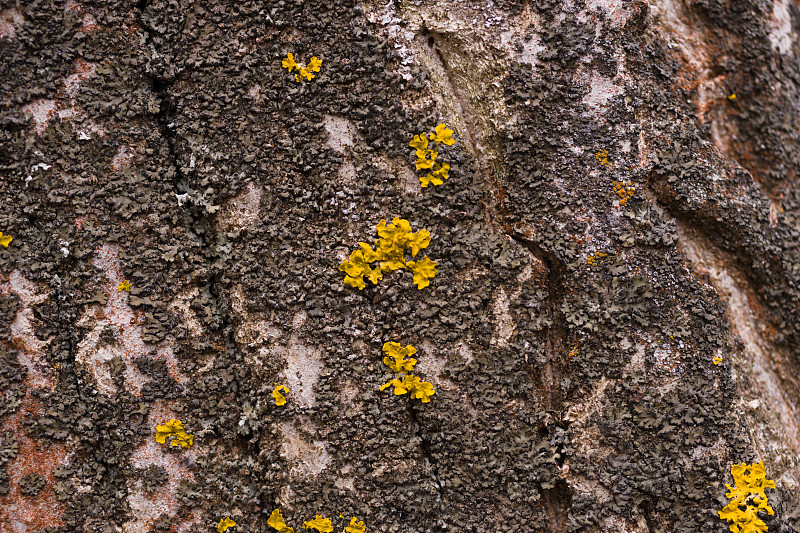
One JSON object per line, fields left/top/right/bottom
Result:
{"left": 0, "top": 231, "right": 12, "bottom": 248}
{"left": 718, "top": 461, "right": 776, "bottom": 533}
{"left": 268, "top": 509, "right": 364, "bottom": 533}
{"left": 218, "top": 517, "right": 237, "bottom": 533}
{"left": 613, "top": 181, "right": 635, "bottom": 206}
{"left": 117, "top": 280, "right": 131, "bottom": 292}
{"left": 273, "top": 383, "right": 289, "bottom": 406}
{"left": 713, "top": 356, "right": 723, "bottom": 365}
{"left": 155, "top": 419, "right": 193, "bottom": 449}
{"left": 567, "top": 345, "right": 579, "bottom": 358}
{"left": 410, "top": 123, "right": 455, "bottom": 187}
{"left": 596, "top": 148, "right": 609, "bottom": 166}
{"left": 282, "top": 53, "right": 322, "bottom": 83}
{"left": 379, "top": 342, "right": 435, "bottom": 403}
{"left": 338, "top": 217, "right": 437, "bottom": 290}
{"left": 587, "top": 251, "right": 607, "bottom": 267}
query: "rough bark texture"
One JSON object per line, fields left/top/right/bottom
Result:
{"left": 1, "top": 0, "right": 800, "bottom": 532}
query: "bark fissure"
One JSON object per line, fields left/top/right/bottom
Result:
{"left": 420, "top": 29, "right": 500, "bottom": 229}
{"left": 508, "top": 233, "right": 570, "bottom": 533}
{"left": 407, "top": 400, "right": 444, "bottom": 502}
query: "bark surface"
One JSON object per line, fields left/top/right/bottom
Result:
{"left": 1, "top": 0, "right": 800, "bottom": 532}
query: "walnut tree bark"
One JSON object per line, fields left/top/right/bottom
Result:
{"left": 1, "top": 0, "right": 800, "bottom": 532}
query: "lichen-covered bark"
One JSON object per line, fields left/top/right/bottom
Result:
{"left": 1, "top": 0, "right": 800, "bottom": 532}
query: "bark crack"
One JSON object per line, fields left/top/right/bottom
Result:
{"left": 421, "top": 29, "right": 501, "bottom": 229}
{"left": 407, "top": 400, "right": 444, "bottom": 502}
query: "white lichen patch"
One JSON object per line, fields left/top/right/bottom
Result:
{"left": 323, "top": 115, "right": 364, "bottom": 185}
{"left": 769, "top": 0, "right": 795, "bottom": 55}
{"left": 216, "top": 182, "right": 263, "bottom": 233}
{"left": 490, "top": 287, "right": 515, "bottom": 348}
{"left": 0, "top": 270, "right": 54, "bottom": 389}
{"left": 418, "top": 339, "right": 457, "bottom": 391}
{"left": 581, "top": 69, "right": 625, "bottom": 116}
{"left": 0, "top": 8, "right": 23, "bottom": 40}
{"left": 281, "top": 336, "right": 324, "bottom": 409}
{"left": 124, "top": 402, "right": 196, "bottom": 533}
{"left": 21, "top": 59, "right": 105, "bottom": 138}
{"left": 76, "top": 245, "right": 184, "bottom": 395}
{"left": 491, "top": 258, "right": 535, "bottom": 348}
{"left": 279, "top": 420, "right": 331, "bottom": 477}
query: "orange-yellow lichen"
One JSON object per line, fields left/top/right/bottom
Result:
{"left": 338, "top": 218, "right": 436, "bottom": 290}
{"left": 718, "top": 461, "right": 776, "bottom": 533}
{"left": 613, "top": 181, "right": 635, "bottom": 206}
{"left": 587, "top": 251, "right": 607, "bottom": 267}
{"left": 410, "top": 124, "right": 455, "bottom": 187}
{"left": 379, "top": 342, "right": 435, "bottom": 403}
{"left": 282, "top": 53, "right": 322, "bottom": 83}
{"left": 117, "top": 280, "right": 131, "bottom": 291}
{"left": 272, "top": 383, "right": 289, "bottom": 406}
{"left": 155, "top": 419, "right": 193, "bottom": 449}
{"left": 344, "top": 517, "right": 365, "bottom": 533}
{"left": 302, "top": 516, "right": 333, "bottom": 533}
{"left": 0, "top": 232, "right": 12, "bottom": 248}
{"left": 268, "top": 509, "right": 295, "bottom": 533}
{"left": 596, "top": 148, "right": 609, "bottom": 166}
{"left": 218, "top": 517, "right": 237, "bottom": 533}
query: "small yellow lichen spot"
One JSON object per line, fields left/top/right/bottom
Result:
{"left": 273, "top": 383, "right": 289, "bottom": 406}
{"left": 612, "top": 181, "right": 635, "bottom": 206}
{"left": 268, "top": 509, "right": 296, "bottom": 533}
{"left": 596, "top": 148, "right": 609, "bottom": 166}
{"left": 568, "top": 346, "right": 579, "bottom": 358}
{"left": 155, "top": 419, "right": 193, "bottom": 449}
{"left": 0, "top": 232, "right": 12, "bottom": 248}
{"left": 282, "top": 53, "right": 322, "bottom": 83}
{"left": 713, "top": 356, "right": 722, "bottom": 365}
{"left": 345, "top": 517, "right": 365, "bottom": 533}
{"left": 118, "top": 280, "right": 132, "bottom": 292}
{"left": 728, "top": 93, "right": 737, "bottom": 101}
{"left": 218, "top": 518, "right": 237, "bottom": 533}
{"left": 587, "top": 251, "right": 607, "bottom": 267}
{"left": 302, "top": 516, "right": 333, "bottom": 533}
{"left": 719, "top": 461, "right": 776, "bottom": 533}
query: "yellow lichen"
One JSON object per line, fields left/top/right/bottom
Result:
{"left": 282, "top": 53, "right": 322, "bottom": 83}
{"left": 344, "top": 517, "right": 365, "bottom": 533}
{"left": 302, "top": 516, "right": 333, "bottom": 533}
{"left": 613, "top": 181, "right": 635, "bottom": 206}
{"left": 410, "top": 124, "right": 455, "bottom": 187}
{"left": 155, "top": 419, "right": 193, "bottom": 449}
{"left": 713, "top": 356, "right": 722, "bottom": 365}
{"left": 273, "top": 383, "right": 289, "bottom": 406}
{"left": 718, "top": 461, "right": 776, "bottom": 533}
{"left": 218, "top": 518, "right": 237, "bottom": 533}
{"left": 587, "top": 251, "right": 607, "bottom": 267}
{"left": 728, "top": 93, "right": 737, "bottom": 101}
{"left": 596, "top": 148, "right": 609, "bottom": 166}
{"left": 338, "top": 217, "right": 436, "bottom": 290}
{"left": 379, "top": 342, "right": 435, "bottom": 403}
{"left": 117, "top": 280, "right": 131, "bottom": 292}
{"left": 268, "top": 509, "right": 295, "bottom": 533}
{"left": 0, "top": 232, "right": 12, "bottom": 248}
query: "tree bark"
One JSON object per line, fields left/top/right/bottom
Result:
{"left": 1, "top": 0, "right": 799, "bottom": 532}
